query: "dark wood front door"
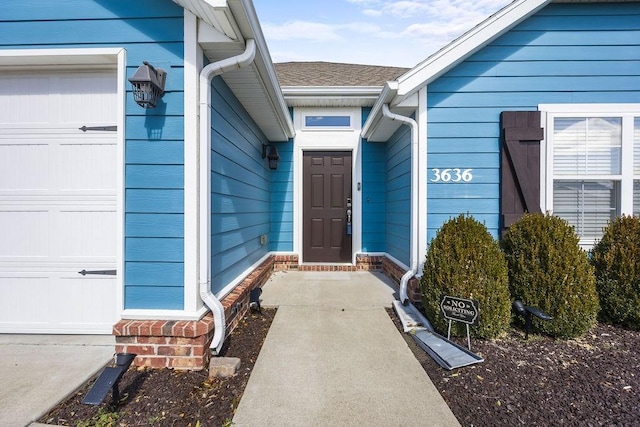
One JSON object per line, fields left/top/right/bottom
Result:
{"left": 303, "top": 151, "right": 352, "bottom": 262}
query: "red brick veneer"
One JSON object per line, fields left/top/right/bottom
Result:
{"left": 381, "top": 257, "right": 421, "bottom": 302}
{"left": 113, "top": 257, "right": 275, "bottom": 370}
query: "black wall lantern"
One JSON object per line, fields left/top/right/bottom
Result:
{"left": 128, "top": 61, "right": 166, "bottom": 109}
{"left": 262, "top": 144, "right": 280, "bottom": 170}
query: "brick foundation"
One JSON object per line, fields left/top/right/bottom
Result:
{"left": 113, "top": 315, "right": 215, "bottom": 370}
{"left": 113, "top": 254, "right": 418, "bottom": 370}
{"left": 113, "top": 257, "right": 275, "bottom": 370}
{"left": 273, "top": 254, "right": 299, "bottom": 271}
{"left": 382, "top": 257, "right": 421, "bottom": 303}
{"left": 355, "top": 254, "right": 384, "bottom": 271}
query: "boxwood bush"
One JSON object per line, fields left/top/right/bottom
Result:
{"left": 590, "top": 215, "right": 640, "bottom": 330}
{"left": 420, "top": 214, "right": 511, "bottom": 339}
{"left": 501, "top": 213, "right": 599, "bottom": 338}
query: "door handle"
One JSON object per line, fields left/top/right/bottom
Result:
{"left": 78, "top": 269, "right": 117, "bottom": 276}
{"left": 346, "top": 197, "right": 352, "bottom": 235}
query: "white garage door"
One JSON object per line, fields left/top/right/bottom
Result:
{"left": 0, "top": 70, "right": 119, "bottom": 334}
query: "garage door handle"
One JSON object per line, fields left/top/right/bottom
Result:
{"left": 78, "top": 269, "right": 117, "bottom": 276}
{"left": 78, "top": 125, "right": 117, "bottom": 132}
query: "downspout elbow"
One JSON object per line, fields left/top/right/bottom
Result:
{"left": 199, "top": 39, "right": 256, "bottom": 354}
{"left": 199, "top": 283, "right": 225, "bottom": 355}
{"left": 382, "top": 104, "right": 419, "bottom": 305}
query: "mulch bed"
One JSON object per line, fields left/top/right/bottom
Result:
{"left": 39, "top": 308, "right": 276, "bottom": 427}
{"left": 388, "top": 308, "right": 640, "bottom": 426}
{"left": 40, "top": 305, "right": 639, "bottom": 426}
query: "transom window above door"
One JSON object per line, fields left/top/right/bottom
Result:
{"left": 541, "top": 104, "right": 640, "bottom": 246}
{"left": 304, "top": 115, "right": 351, "bottom": 128}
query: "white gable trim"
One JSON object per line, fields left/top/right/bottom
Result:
{"left": 396, "top": 0, "right": 551, "bottom": 99}
{"left": 362, "top": 0, "right": 553, "bottom": 141}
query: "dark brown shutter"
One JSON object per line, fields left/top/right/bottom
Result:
{"left": 500, "top": 111, "right": 543, "bottom": 237}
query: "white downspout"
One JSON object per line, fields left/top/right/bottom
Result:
{"left": 382, "top": 104, "right": 418, "bottom": 305}
{"left": 199, "top": 39, "right": 256, "bottom": 354}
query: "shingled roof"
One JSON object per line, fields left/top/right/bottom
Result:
{"left": 274, "top": 62, "right": 410, "bottom": 87}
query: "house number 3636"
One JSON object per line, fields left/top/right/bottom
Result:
{"left": 430, "top": 168, "right": 473, "bottom": 183}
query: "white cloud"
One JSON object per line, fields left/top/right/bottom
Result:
{"left": 362, "top": 8, "right": 384, "bottom": 17}
{"left": 383, "top": 1, "right": 433, "bottom": 17}
{"left": 346, "top": 0, "right": 382, "bottom": 5}
{"left": 262, "top": 21, "right": 343, "bottom": 41}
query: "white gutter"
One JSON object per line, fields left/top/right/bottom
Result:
{"left": 382, "top": 104, "right": 418, "bottom": 305}
{"left": 199, "top": 39, "right": 256, "bottom": 355}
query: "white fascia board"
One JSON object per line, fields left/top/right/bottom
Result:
{"left": 177, "top": 0, "right": 294, "bottom": 139}
{"left": 361, "top": 81, "right": 398, "bottom": 139}
{"left": 396, "top": 0, "right": 551, "bottom": 99}
{"left": 172, "top": 0, "right": 239, "bottom": 40}
{"left": 252, "top": 49, "right": 296, "bottom": 139}
{"left": 231, "top": 0, "right": 295, "bottom": 139}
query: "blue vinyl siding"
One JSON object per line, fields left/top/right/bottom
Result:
{"left": 0, "top": 0, "right": 186, "bottom": 310}
{"left": 270, "top": 141, "right": 294, "bottom": 251}
{"left": 386, "top": 124, "right": 412, "bottom": 266}
{"left": 426, "top": 2, "right": 640, "bottom": 243}
{"left": 362, "top": 142, "right": 387, "bottom": 252}
{"left": 361, "top": 107, "right": 387, "bottom": 252}
{"left": 210, "top": 77, "right": 272, "bottom": 294}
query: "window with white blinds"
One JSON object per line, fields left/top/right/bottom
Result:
{"left": 542, "top": 105, "right": 640, "bottom": 245}
{"left": 553, "top": 181, "right": 618, "bottom": 239}
{"left": 553, "top": 117, "right": 621, "bottom": 176}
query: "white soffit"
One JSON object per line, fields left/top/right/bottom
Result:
{"left": 175, "top": 0, "right": 294, "bottom": 140}
{"left": 281, "top": 86, "right": 383, "bottom": 107}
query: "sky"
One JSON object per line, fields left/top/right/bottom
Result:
{"left": 253, "top": 0, "right": 514, "bottom": 68}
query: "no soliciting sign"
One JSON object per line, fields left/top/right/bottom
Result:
{"left": 440, "top": 296, "right": 479, "bottom": 325}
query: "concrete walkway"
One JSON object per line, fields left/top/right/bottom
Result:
{"left": 232, "top": 271, "right": 460, "bottom": 426}
{"left": 0, "top": 334, "right": 114, "bottom": 427}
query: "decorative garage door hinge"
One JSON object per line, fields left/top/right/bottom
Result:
{"left": 78, "top": 125, "right": 117, "bottom": 132}
{"left": 78, "top": 269, "right": 117, "bottom": 276}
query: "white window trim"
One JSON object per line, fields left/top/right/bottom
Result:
{"left": 300, "top": 110, "right": 356, "bottom": 131}
{"left": 539, "top": 103, "right": 640, "bottom": 247}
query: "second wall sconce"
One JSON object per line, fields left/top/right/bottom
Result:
{"left": 262, "top": 144, "right": 280, "bottom": 170}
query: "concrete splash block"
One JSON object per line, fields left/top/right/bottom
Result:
{"left": 209, "top": 357, "right": 241, "bottom": 378}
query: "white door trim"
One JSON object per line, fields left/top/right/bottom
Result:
{"left": 292, "top": 107, "right": 363, "bottom": 264}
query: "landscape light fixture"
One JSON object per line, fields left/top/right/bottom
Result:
{"left": 262, "top": 144, "right": 280, "bottom": 170}
{"left": 128, "top": 61, "right": 166, "bottom": 109}
{"left": 512, "top": 299, "right": 553, "bottom": 339}
{"left": 82, "top": 353, "right": 137, "bottom": 407}
{"left": 249, "top": 288, "right": 262, "bottom": 312}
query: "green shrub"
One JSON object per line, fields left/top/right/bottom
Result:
{"left": 590, "top": 215, "right": 640, "bottom": 330}
{"left": 420, "top": 214, "right": 511, "bottom": 339}
{"left": 501, "top": 213, "right": 599, "bottom": 338}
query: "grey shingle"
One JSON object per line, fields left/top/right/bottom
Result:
{"left": 274, "top": 62, "right": 410, "bottom": 87}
